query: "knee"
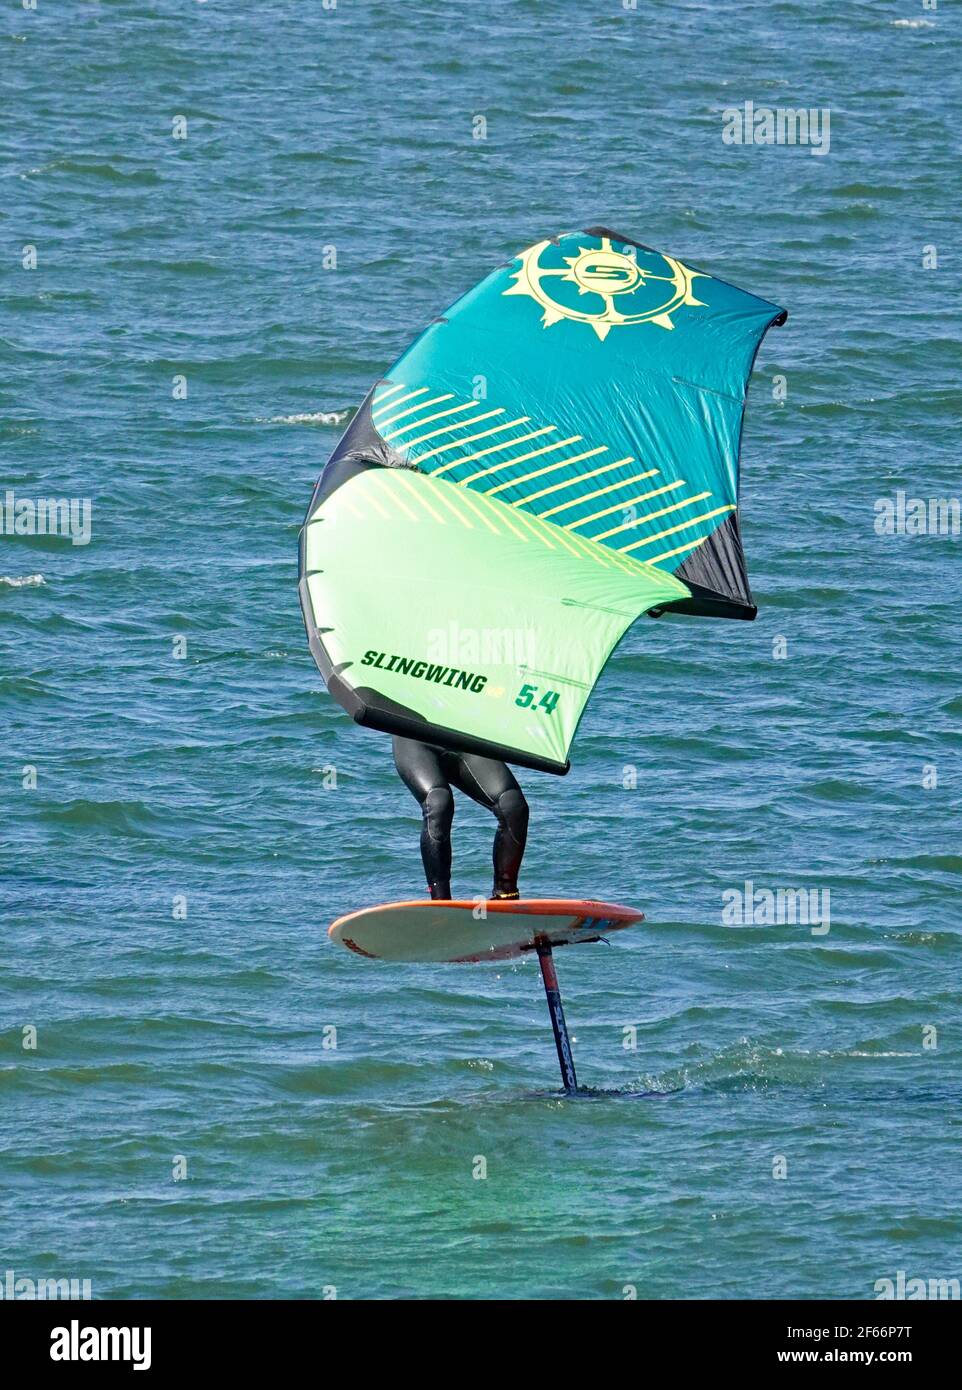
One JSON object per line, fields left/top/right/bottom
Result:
{"left": 494, "top": 788, "right": 528, "bottom": 840}
{"left": 422, "top": 786, "right": 454, "bottom": 841}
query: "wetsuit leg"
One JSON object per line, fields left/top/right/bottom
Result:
{"left": 447, "top": 753, "right": 529, "bottom": 898}
{"left": 392, "top": 737, "right": 454, "bottom": 899}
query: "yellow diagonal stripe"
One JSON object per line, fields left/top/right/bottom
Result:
{"left": 570, "top": 482, "right": 693, "bottom": 529}
{"left": 394, "top": 469, "right": 446, "bottom": 524}
{"left": 428, "top": 480, "right": 474, "bottom": 530}
{"left": 521, "top": 458, "right": 645, "bottom": 509}
{"left": 646, "top": 535, "right": 710, "bottom": 564}
{"left": 450, "top": 482, "right": 504, "bottom": 536}
{"left": 380, "top": 396, "right": 469, "bottom": 433}
{"left": 371, "top": 386, "right": 429, "bottom": 419}
{"left": 434, "top": 427, "right": 558, "bottom": 477}
{"left": 364, "top": 487, "right": 391, "bottom": 520}
{"left": 540, "top": 470, "right": 660, "bottom": 518}
{"left": 559, "top": 526, "right": 618, "bottom": 570}
{"left": 594, "top": 493, "right": 716, "bottom": 542}
{"left": 418, "top": 417, "right": 531, "bottom": 465}
{"left": 492, "top": 497, "right": 556, "bottom": 550}
{"left": 396, "top": 409, "right": 505, "bottom": 449}
{"left": 463, "top": 435, "right": 582, "bottom": 486}
{"left": 486, "top": 445, "right": 608, "bottom": 497}
{"left": 373, "top": 381, "right": 407, "bottom": 403}
{"left": 620, "top": 504, "right": 735, "bottom": 553}
{"left": 368, "top": 471, "right": 418, "bottom": 522}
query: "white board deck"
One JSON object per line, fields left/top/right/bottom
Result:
{"left": 329, "top": 897, "right": 644, "bottom": 964}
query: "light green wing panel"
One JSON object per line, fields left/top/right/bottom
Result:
{"left": 301, "top": 466, "right": 690, "bottom": 773}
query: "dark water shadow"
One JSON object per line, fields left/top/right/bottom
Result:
{"left": 523, "top": 1085, "right": 680, "bottom": 1101}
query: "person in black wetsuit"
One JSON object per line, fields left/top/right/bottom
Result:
{"left": 392, "top": 736, "right": 529, "bottom": 901}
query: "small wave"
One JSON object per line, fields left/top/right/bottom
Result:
{"left": 41, "top": 798, "right": 161, "bottom": 834}
{"left": 805, "top": 778, "right": 872, "bottom": 802}
{"left": 36, "top": 159, "right": 162, "bottom": 186}
{"left": 830, "top": 183, "right": 903, "bottom": 199}
{"left": 845, "top": 1050, "right": 918, "bottom": 1059}
{"left": 158, "top": 259, "right": 225, "bottom": 276}
{"left": 892, "top": 853, "right": 962, "bottom": 874}
{"left": 0, "top": 674, "right": 50, "bottom": 698}
{"left": 892, "top": 18, "right": 935, "bottom": 27}
{"left": 263, "top": 411, "right": 351, "bottom": 426}
{"left": 637, "top": 1039, "right": 822, "bottom": 1095}
{"left": 884, "top": 931, "right": 954, "bottom": 948}
{"left": 0, "top": 573, "right": 44, "bottom": 587}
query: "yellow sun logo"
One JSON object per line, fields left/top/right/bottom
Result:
{"left": 503, "top": 236, "right": 707, "bottom": 340}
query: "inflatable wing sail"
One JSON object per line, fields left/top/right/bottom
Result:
{"left": 300, "top": 227, "right": 786, "bottom": 775}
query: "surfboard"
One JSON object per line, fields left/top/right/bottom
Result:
{"left": 329, "top": 897, "right": 644, "bottom": 964}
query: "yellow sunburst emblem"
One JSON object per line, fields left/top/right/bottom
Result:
{"left": 503, "top": 236, "right": 707, "bottom": 340}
